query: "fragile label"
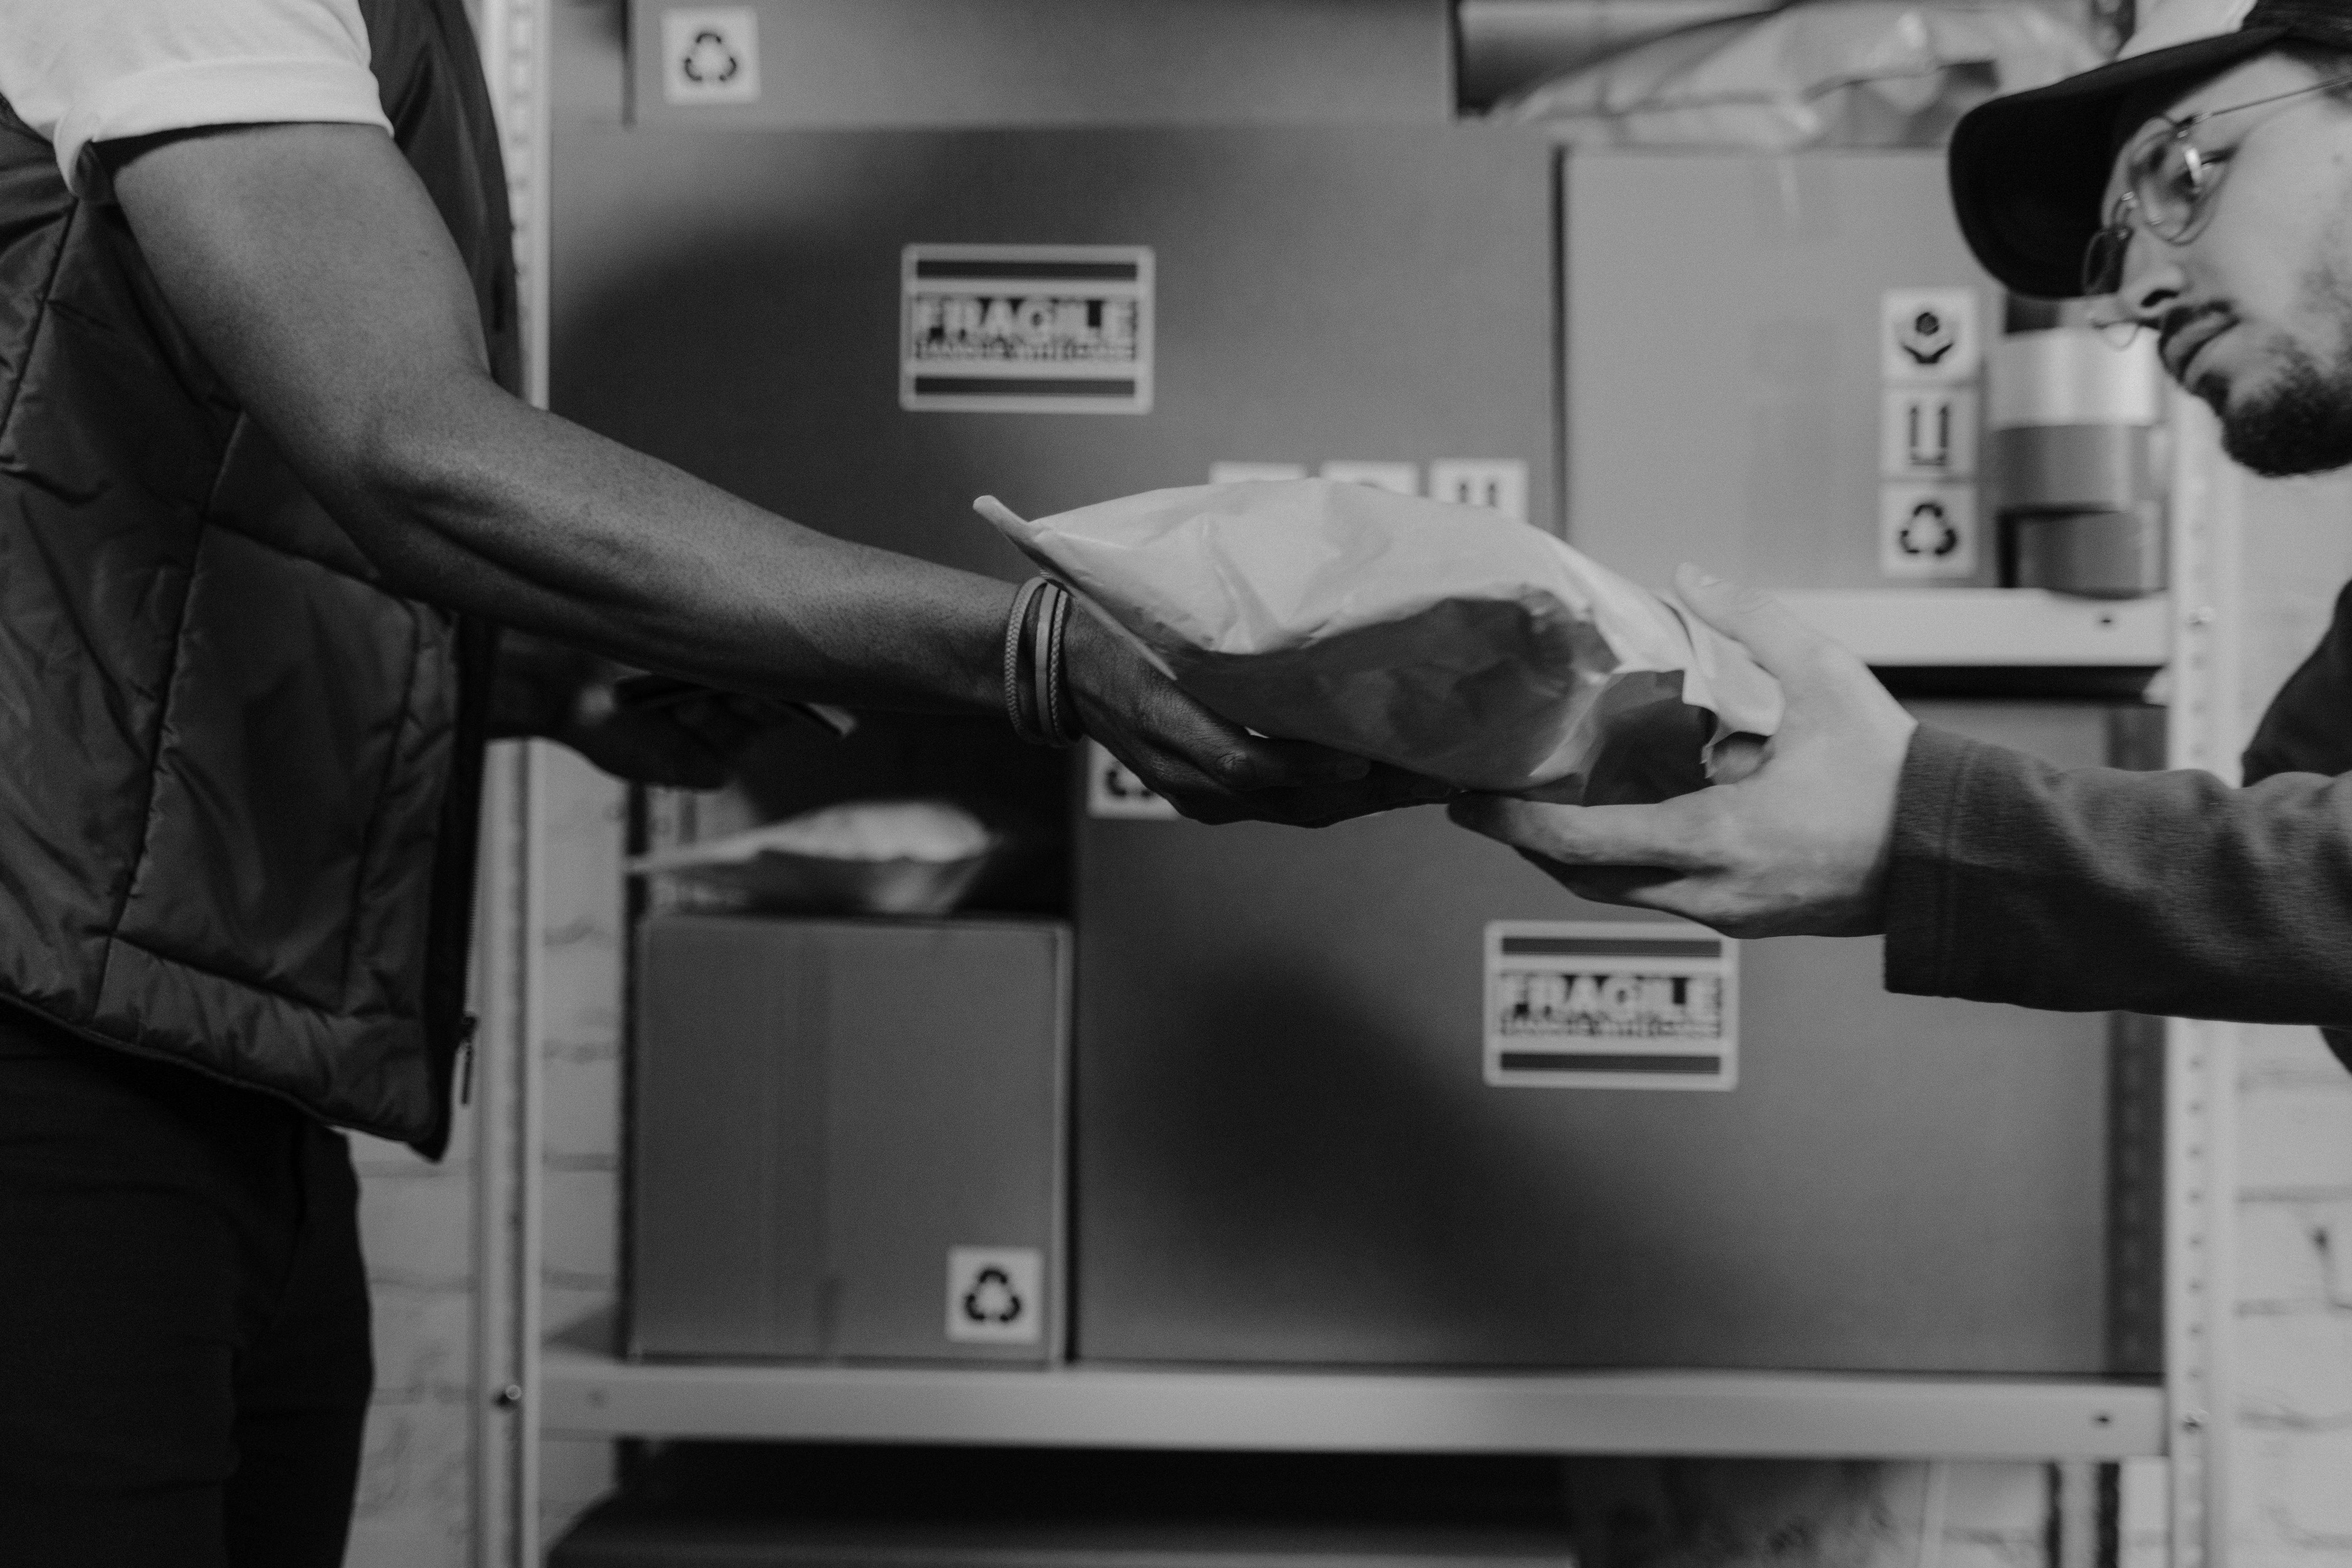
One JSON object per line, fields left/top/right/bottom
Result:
{"left": 1484, "top": 921, "right": 1737, "bottom": 1090}
{"left": 1881, "top": 288, "right": 1979, "bottom": 384}
{"left": 902, "top": 245, "right": 1152, "bottom": 414}
{"left": 1880, "top": 388, "right": 1979, "bottom": 480}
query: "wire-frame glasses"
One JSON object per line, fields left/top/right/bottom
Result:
{"left": 2082, "top": 69, "right": 2352, "bottom": 307}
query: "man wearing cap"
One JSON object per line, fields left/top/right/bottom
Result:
{"left": 1455, "top": 0, "right": 2352, "bottom": 1069}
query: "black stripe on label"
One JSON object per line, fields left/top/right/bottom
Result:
{"left": 914, "top": 259, "right": 1141, "bottom": 282}
{"left": 1498, "top": 1052, "right": 1724, "bottom": 1076}
{"left": 1500, "top": 936, "right": 1722, "bottom": 959}
{"left": 911, "top": 376, "right": 1137, "bottom": 399}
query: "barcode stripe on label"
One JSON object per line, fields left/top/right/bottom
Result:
{"left": 910, "top": 376, "right": 1138, "bottom": 398}
{"left": 914, "top": 259, "right": 1141, "bottom": 282}
{"left": 1499, "top": 935, "right": 1722, "bottom": 959}
{"left": 1497, "top": 1051, "right": 1724, "bottom": 1076}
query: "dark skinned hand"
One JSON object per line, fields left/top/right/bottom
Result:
{"left": 1061, "top": 610, "right": 1457, "bottom": 827}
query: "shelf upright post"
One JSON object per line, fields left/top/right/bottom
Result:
{"left": 2160, "top": 390, "right": 2243, "bottom": 1568}
{"left": 473, "top": 0, "right": 554, "bottom": 1563}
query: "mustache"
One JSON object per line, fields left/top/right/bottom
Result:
{"left": 2157, "top": 302, "right": 2234, "bottom": 374}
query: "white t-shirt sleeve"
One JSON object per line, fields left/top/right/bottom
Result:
{"left": 0, "top": 0, "right": 394, "bottom": 198}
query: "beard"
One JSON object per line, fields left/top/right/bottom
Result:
{"left": 2215, "top": 335, "right": 2352, "bottom": 476}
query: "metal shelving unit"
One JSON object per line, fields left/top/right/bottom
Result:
{"left": 470, "top": 7, "right": 2241, "bottom": 1565}
{"left": 1781, "top": 588, "right": 2171, "bottom": 667}
{"left": 540, "top": 1351, "right": 2163, "bottom": 1460}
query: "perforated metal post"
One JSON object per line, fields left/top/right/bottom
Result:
{"left": 2160, "top": 390, "right": 2242, "bottom": 1568}
{"left": 473, "top": 2, "right": 553, "bottom": 1564}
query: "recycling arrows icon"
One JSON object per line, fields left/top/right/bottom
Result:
{"left": 946, "top": 1247, "right": 1042, "bottom": 1344}
{"left": 962, "top": 1265, "right": 1024, "bottom": 1326}
{"left": 1898, "top": 498, "right": 1961, "bottom": 559}
{"left": 681, "top": 30, "right": 740, "bottom": 84}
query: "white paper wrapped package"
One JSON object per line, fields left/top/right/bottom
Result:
{"left": 977, "top": 479, "right": 1782, "bottom": 798}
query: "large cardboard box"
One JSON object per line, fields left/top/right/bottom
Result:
{"left": 631, "top": 915, "right": 1068, "bottom": 1363}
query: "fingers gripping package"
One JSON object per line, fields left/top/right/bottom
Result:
{"left": 976, "top": 479, "right": 1782, "bottom": 801}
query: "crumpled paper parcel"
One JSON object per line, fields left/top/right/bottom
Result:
{"left": 977, "top": 478, "right": 1782, "bottom": 802}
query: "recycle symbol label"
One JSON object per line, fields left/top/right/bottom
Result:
{"left": 1878, "top": 482, "right": 1977, "bottom": 579}
{"left": 681, "top": 30, "right": 739, "bottom": 85}
{"left": 660, "top": 8, "right": 760, "bottom": 105}
{"left": 962, "top": 1266, "right": 1024, "bottom": 1325}
{"left": 1897, "top": 498, "right": 1960, "bottom": 558}
{"left": 945, "top": 1247, "right": 1044, "bottom": 1345}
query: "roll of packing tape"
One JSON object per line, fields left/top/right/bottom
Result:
{"left": 1989, "top": 328, "right": 2163, "bottom": 429}
{"left": 1988, "top": 424, "right": 2151, "bottom": 513}
{"left": 2007, "top": 504, "right": 2166, "bottom": 599}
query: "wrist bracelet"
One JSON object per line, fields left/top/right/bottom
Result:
{"left": 1003, "top": 577, "right": 1049, "bottom": 743}
{"left": 1042, "top": 583, "right": 1078, "bottom": 745}
{"left": 1003, "top": 577, "right": 1077, "bottom": 748}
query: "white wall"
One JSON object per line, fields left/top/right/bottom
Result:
{"left": 2229, "top": 469, "right": 2352, "bottom": 1568}
{"left": 531, "top": 752, "right": 631, "bottom": 1548}
{"left": 341, "top": 744, "right": 628, "bottom": 1567}
{"left": 344, "top": 1119, "right": 478, "bottom": 1565}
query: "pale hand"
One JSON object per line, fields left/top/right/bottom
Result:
{"left": 1448, "top": 567, "right": 1918, "bottom": 937}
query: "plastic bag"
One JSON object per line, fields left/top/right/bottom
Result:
{"left": 977, "top": 479, "right": 1781, "bottom": 800}
{"left": 628, "top": 800, "right": 998, "bottom": 916}
{"left": 1495, "top": 0, "right": 2100, "bottom": 151}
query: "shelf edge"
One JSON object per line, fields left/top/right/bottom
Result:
{"left": 540, "top": 1350, "right": 2166, "bottom": 1460}
{"left": 1777, "top": 589, "right": 2172, "bottom": 669}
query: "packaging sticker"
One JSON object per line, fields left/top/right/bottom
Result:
{"left": 1879, "top": 481, "right": 1980, "bottom": 578}
{"left": 1319, "top": 461, "right": 1420, "bottom": 495}
{"left": 1208, "top": 462, "right": 1308, "bottom": 484}
{"left": 1484, "top": 921, "right": 1737, "bottom": 1090}
{"left": 1086, "top": 739, "right": 1178, "bottom": 819}
{"left": 1429, "top": 459, "right": 1530, "bottom": 524}
{"left": 1880, "top": 388, "right": 1979, "bottom": 480}
{"left": 1881, "top": 288, "right": 1979, "bottom": 384}
{"left": 902, "top": 245, "right": 1152, "bottom": 414}
{"left": 946, "top": 1246, "right": 1043, "bottom": 1345}
{"left": 661, "top": 7, "right": 760, "bottom": 105}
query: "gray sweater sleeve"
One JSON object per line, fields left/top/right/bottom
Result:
{"left": 1882, "top": 725, "right": 2352, "bottom": 1033}
{"left": 1885, "top": 579, "right": 2352, "bottom": 1063}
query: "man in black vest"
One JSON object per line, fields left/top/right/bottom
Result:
{"left": 0, "top": 2, "right": 1432, "bottom": 1562}
{"left": 1456, "top": 0, "right": 2352, "bottom": 1074}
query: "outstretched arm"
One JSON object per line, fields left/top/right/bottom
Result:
{"left": 1452, "top": 567, "right": 2352, "bottom": 1033}
{"left": 110, "top": 122, "right": 1441, "bottom": 826}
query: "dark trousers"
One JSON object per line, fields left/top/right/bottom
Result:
{"left": 0, "top": 1011, "right": 374, "bottom": 1567}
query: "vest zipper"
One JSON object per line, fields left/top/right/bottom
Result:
{"left": 458, "top": 1012, "right": 480, "bottom": 1106}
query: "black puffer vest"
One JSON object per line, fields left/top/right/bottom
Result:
{"left": 0, "top": 0, "right": 516, "bottom": 1156}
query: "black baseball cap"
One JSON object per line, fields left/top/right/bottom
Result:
{"left": 1948, "top": 0, "right": 2352, "bottom": 298}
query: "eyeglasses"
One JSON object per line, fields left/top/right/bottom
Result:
{"left": 2081, "top": 70, "right": 2352, "bottom": 301}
